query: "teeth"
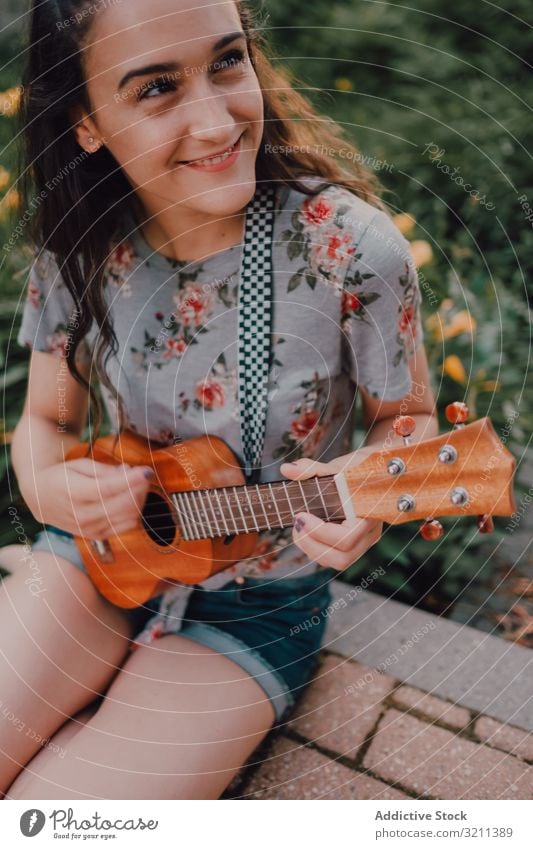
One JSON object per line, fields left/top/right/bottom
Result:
{"left": 190, "top": 143, "right": 235, "bottom": 167}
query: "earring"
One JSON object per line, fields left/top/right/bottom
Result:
{"left": 86, "top": 136, "right": 102, "bottom": 153}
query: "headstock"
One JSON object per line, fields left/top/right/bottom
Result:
{"left": 338, "top": 405, "right": 516, "bottom": 533}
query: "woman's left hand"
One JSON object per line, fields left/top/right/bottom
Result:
{"left": 280, "top": 448, "right": 383, "bottom": 571}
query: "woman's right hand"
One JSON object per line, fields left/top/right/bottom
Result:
{"left": 29, "top": 458, "right": 155, "bottom": 539}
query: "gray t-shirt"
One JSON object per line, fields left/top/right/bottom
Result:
{"left": 17, "top": 178, "right": 423, "bottom": 589}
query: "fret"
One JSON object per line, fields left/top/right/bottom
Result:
{"left": 182, "top": 491, "right": 200, "bottom": 539}
{"left": 191, "top": 491, "right": 208, "bottom": 539}
{"left": 224, "top": 488, "right": 240, "bottom": 534}
{"left": 214, "top": 488, "right": 231, "bottom": 536}
{"left": 281, "top": 480, "right": 296, "bottom": 523}
{"left": 243, "top": 487, "right": 260, "bottom": 532}
{"left": 199, "top": 491, "right": 214, "bottom": 538}
{"left": 206, "top": 491, "right": 221, "bottom": 537}
{"left": 268, "top": 482, "right": 284, "bottom": 528}
{"left": 232, "top": 486, "right": 249, "bottom": 533}
{"left": 315, "top": 477, "right": 329, "bottom": 521}
{"left": 297, "top": 479, "right": 310, "bottom": 513}
{"left": 256, "top": 484, "right": 271, "bottom": 530}
{"left": 175, "top": 492, "right": 194, "bottom": 541}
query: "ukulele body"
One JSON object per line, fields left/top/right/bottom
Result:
{"left": 67, "top": 432, "right": 258, "bottom": 608}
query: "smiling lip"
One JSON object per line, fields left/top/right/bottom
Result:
{"left": 180, "top": 134, "right": 243, "bottom": 171}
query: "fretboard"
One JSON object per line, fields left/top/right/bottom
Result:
{"left": 171, "top": 476, "right": 345, "bottom": 540}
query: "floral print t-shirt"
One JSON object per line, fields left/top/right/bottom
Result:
{"left": 17, "top": 178, "right": 423, "bottom": 621}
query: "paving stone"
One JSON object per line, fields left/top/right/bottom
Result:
{"left": 288, "top": 653, "right": 395, "bottom": 758}
{"left": 239, "top": 736, "right": 408, "bottom": 799}
{"left": 325, "top": 585, "right": 533, "bottom": 731}
{"left": 364, "top": 709, "right": 533, "bottom": 799}
{"left": 474, "top": 716, "right": 533, "bottom": 762}
{"left": 392, "top": 685, "right": 471, "bottom": 729}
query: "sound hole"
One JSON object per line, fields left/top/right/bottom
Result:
{"left": 141, "top": 492, "right": 176, "bottom": 546}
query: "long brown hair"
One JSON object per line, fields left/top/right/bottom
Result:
{"left": 18, "top": 0, "right": 385, "bottom": 441}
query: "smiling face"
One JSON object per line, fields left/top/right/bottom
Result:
{"left": 72, "top": 0, "right": 264, "bottom": 233}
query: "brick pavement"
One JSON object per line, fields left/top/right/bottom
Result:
{"left": 225, "top": 652, "right": 533, "bottom": 800}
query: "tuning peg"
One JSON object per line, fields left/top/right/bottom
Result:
{"left": 445, "top": 401, "right": 469, "bottom": 428}
{"left": 420, "top": 518, "right": 444, "bottom": 540}
{"left": 393, "top": 415, "right": 416, "bottom": 445}
{"left": 476, "top": 514, "right": 494, "bottom": 534}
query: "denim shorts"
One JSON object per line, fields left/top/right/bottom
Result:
{"left": 31, "top": 525, "right": 337, "bottom": 723}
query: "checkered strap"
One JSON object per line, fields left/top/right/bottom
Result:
{"left": 238, "top": 184, "right": 276, "bottom": 484}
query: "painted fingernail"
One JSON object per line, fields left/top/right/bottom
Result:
{"left": 143, "top": 468, "right": 155, "bottom": 479}
{"left": 294, "top": 516, "right": 305, "bottom": 532}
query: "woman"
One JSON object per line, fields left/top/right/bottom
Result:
{"left": 0, "top": 0, "right": 437, "bottom": 798}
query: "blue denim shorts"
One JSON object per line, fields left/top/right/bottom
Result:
{"left": 31, "top": 525, "right": 336, "bottom": 723}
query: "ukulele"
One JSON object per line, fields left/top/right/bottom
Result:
{"left": 66, "top": 403, "right": 516, "bottom": 608}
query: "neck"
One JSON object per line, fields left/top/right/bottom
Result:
{"left": 131, "top": 197, "right": 246, "bottom": 264}
{"left": 171, "top": 476, "right": 346, "bottom": 541}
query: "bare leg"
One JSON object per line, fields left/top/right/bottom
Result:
{"left": 0, "top": 545, "right": 135, "bottom": 793}
{"left": 4, "top": 702, "right": 100, "bottom": 799}
{"left": 7, "top": 634, "right": 276, "bottom": 799}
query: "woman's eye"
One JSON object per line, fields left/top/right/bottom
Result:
{"left": 213, "top": 49, "right": 247, "bottom": 73}
{"left": 137, "top": 48, "right": 246, "bottom": 101}
{"left": 138, "top": 79, "right": 176, "bottom": 101}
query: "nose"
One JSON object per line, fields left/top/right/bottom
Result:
{"left": 180, "top": 77, "right": 237, "bottom": 145}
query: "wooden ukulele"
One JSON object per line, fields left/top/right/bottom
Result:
{"left": 66, "top": 403, "right": 516, "bottom": 608}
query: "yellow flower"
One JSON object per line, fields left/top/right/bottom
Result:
{"left": 443, "top": 310, "right": 476, "bottom": 339}
{"left": 478, "top": 380, "right": 500, "bottom": 393}
{"left": 334, "top": 78, "right": 353, "bottom": 92}
{"left": 0, "top": 166, "right": 10, "bottom": 191}
{"left": 410, "top": 240, "right": 433, "bottom": 267}
{"left": 0, "top": 86, "right": 22, "bottom": 117}
{"left": 443, "top": 355, "right": 467, "bottom": 384}
{"left": 426, "top": 307, "right": 476, "bottom": 341}
{"left": 393, "top": 212, "right": 416, "bottom": 236}
{"left": 0, "top": 187, "right": 20, "bottom": 220}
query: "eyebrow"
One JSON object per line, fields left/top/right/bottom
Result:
{"left": 116, "top": 31, "right": 246, "bottom": 93}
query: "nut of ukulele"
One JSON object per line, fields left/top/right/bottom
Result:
{"left": 393, "top": 414, "right": 416, "bottom": 445}
{"left": 446, "top": 401, "right": 469, "bottom": 427}
{"left": 476, "top": 514, "right": 495, "bottom": 534}
{"left": 419, "top": 518, "right": 444, "bottom": 540}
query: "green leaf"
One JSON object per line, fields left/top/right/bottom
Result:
{"left": 288, "top": 271, "right": 302, "bottom": 291}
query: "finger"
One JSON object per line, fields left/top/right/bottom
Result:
{"left": 291, "top": 527, "right": 353, "bottom": 571}
{"left": 293, "top": 512, "right": 381, "bottom": 552}
{"left": 67, "top": 464, "right": 153, "bottom": 502}
{"left": 67, "top": 458, "right": 132, "bottom": 477}
{"left": 279, "top": 457, "right": 333, "bottom": 480}
{"left": 280, "top": 447, "right": 376, "bottom": 480}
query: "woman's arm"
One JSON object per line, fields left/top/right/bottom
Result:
{"left": 361, "top": 345, "right": 439, "bottom": 451}
{"left": 11, "top": 351, "right": 152, "bottom": 537}
{"left": 11, "top": 351, "right": 90, "bottom": 514}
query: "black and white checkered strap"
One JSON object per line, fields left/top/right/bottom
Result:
{"left": 238, "top": 183, "right": 276, "bottom": 484}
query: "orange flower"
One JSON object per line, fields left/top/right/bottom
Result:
{"left": 442, "top": 355, "right": 467, "bottom": 384}
{"left": 393, "top": 212, "right": 416, "bottom": 236}
{"left": 0, "top": 86, "right": 22, "bottom": 117}
{"left": 410, "top": 240, "right": 433, "bottom": 267}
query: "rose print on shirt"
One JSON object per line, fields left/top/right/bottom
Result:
{"left": 279, "top": 188, "right": 358, "bottom": 293}
{"left": 394, "top": 262, "right": 421, "bottom": 365}
{"left": 105, "top": 239, "right": 137, "bottom": 297}
{"left": 174, "top": 352, "right": 237, "bottom": 419}
{"left": 131, "top": 270, "right": 238, "bottom": 372}
{"left": 272, "top": 371, "right": 329, "bottom": 461}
